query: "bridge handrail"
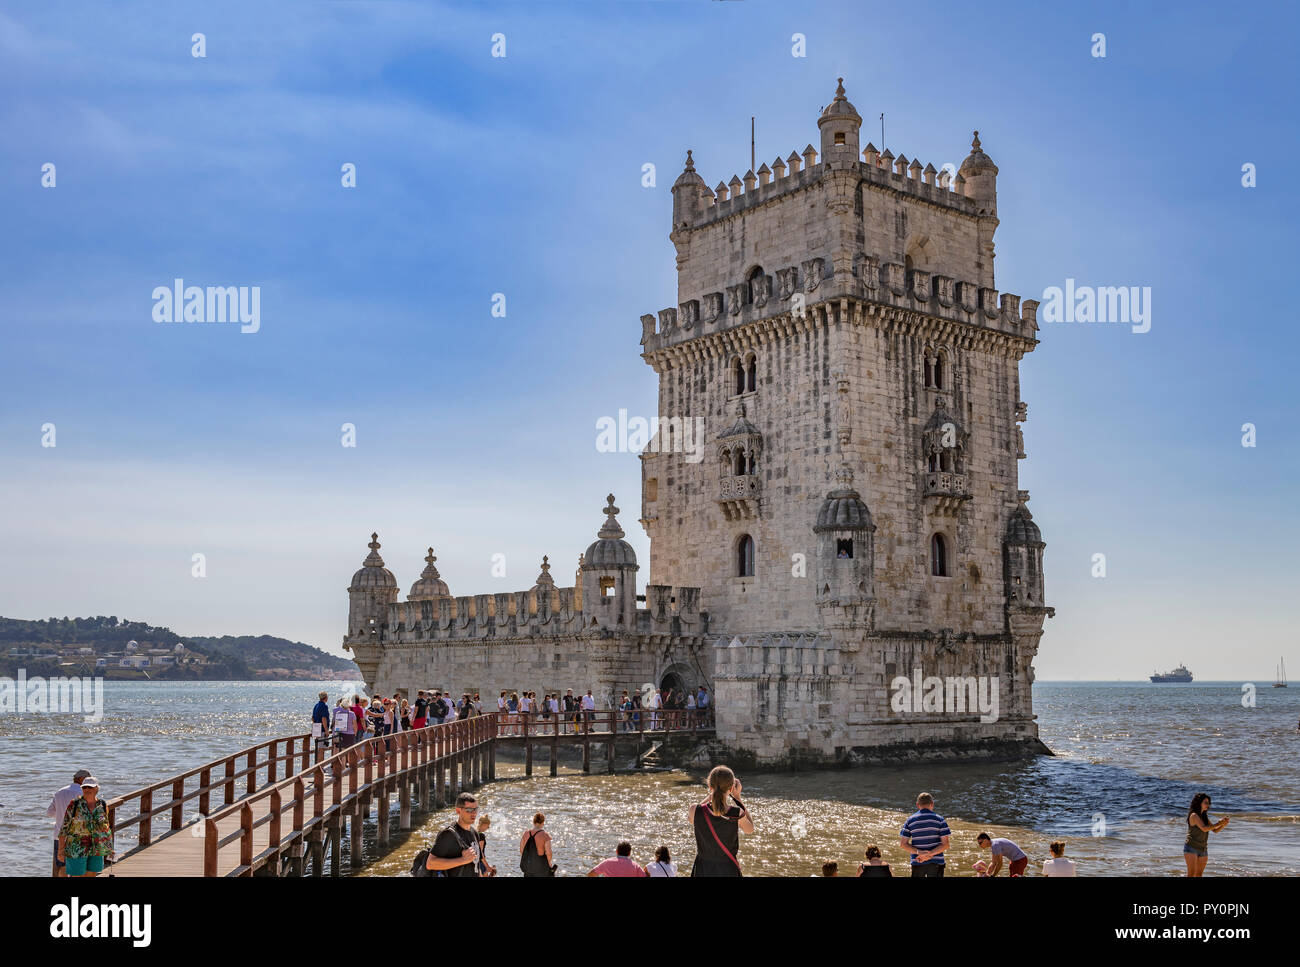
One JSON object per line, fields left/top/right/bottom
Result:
{"left": 202, "top": 714, "right": 498, "bottom": 876}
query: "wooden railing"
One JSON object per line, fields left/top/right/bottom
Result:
{"left": 203, "top": 714, "right": 496, "bottom": 876}
{"left": 495, "top": 707, "right": 714, "bottom": 738}
{"left": 105, "top": 732, "right": 321, "bottom": 858}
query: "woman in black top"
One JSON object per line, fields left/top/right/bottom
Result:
{"left": 857, "top": 844, "right": 892, "bottom": 877}
{"left": 689, "top": 765, "right": 754, "bottom": 876}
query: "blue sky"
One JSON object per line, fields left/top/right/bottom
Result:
{"left": 1, "top": 1, "right": 1296, "bottom": 681}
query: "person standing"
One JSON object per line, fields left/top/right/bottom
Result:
{"left": 899, "top": 792, "right": 951, "bottom": 877}
{"left": 57, "top": 777, "right": 113, "bottom": 877}
{"left": 47, "top": 769, "right": 91, "bottom": 876}
{"left": 312, "top": 691, "right": 331, "bottom": 755}
{"left": 350, "top": 695, "right": 370, "bottom": 747}
{"left": 649, "top": 687, "right": 663, "bottom": 731}
{"left": 587, "top": 842, "right": 647, "bottom": 877}
{"left": 412, "top": 690, "right": 428, "bottom": 730}
{"left": 563, "top": 689, "right": 577, "bottom": 734}
{"left": 645, "top": 845, "right": 677, "bottom": 877}
{"left": 430, "top": 691, "right": 449, "bottom": 727}
{"left": 581, "top": 689, "right": 596, "bottom": 732}
{"left": 685, "top": 690, "right": 697, "bottom": 728}
{"left": 1042, "top": 840, "right": 1077, "bottom": 877}
{"left": 977, "top": 832, "right": 1029, "bottom": 877}
{"left": 425, "top": 793, "right": 482, "bottom": 876}
{"left": 475, "top": 814, "right": 497, "bottom": 877}
{"left": 1184, "top": 792, "right": 1229, "bottom": 877}
{"left": 519, "top": 813, "right": 555, "bottom": 877}
{"left": 697, "top": 686, "right": 711, "bottom": 726}
{"left": 331, "top": 698, "right": 357, "bottom": 750}
{"left": 689, "top": 765, "right": 753, "bottom": 876}
{"left": 857, "top": 844, "right": 893, "bottom": 877}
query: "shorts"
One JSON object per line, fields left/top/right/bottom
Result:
{"left": 1008, "top": 856, "right": 1028, "bottom": 877}
{"left": 1183, "top": 845, "right": 1208, "bottom": 858}
{"left": 910, "top": 862, "right": 945, "bottom": 877}
{"left": 65, "top": 855, "right": 105, "bottom": 876}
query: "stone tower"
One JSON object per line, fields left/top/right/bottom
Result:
{"left": 641, "top": 79, "right": 1053, "bottom": 764}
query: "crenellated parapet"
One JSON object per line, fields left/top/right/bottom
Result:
{"left": 641, "top": 257, "right": 1039, "bottom": 356}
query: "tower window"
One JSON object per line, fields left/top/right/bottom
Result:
{"left": 733, "top": 357, "right": 745, "bottom": 395}
{"left": 924, "top": 356, "right": 933, "bottom": 387}
{"left": 734, "top": 449, "right": 746, "bottom": 476}
{"left": 930, "top": 534, "right": 948, "bottom": 577}
{"left": 745, "top": 353, "right": 757, "bottom": 392}
{"left": 933, "top": 354, "right": 945, "bottom": 389}
{"left": 834, "top": 131, "right": 846, "bottom": 145}
{"left": 836, "top": 539, "right": 853, "bottom": 559}
{"left": 737, "top": 534, "right": 755, "bottom": 577}
{"left": 600, "top": 577, "right": 615, "bottom": 597}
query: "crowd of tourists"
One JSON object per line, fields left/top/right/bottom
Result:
{"left": 310, "top": 685, "right": 713, "bottom": 752}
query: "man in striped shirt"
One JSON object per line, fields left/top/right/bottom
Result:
{"left": 899, "top": 792, "right": 952, "bottom": 878}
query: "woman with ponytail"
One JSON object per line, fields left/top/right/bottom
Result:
{"left": 688, "top": 765, "right": 754, "bottom": 876}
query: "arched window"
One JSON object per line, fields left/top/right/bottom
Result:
{"left": 939, "top": 451, "right": 952, "bottom": 472}
{"left": 734, "top": 449, "right": 746, "bottom": 476}
{"left": 927, "top": 450, "right": 939, "bottom": 472}
{"left": 737, "top": 534, "right": 755, "bottom": 577}
{"left": 746, "top": 451, "right": 756, "bottom": 475}
{"left": 933, "top": 353, "right": 945, "bottom": 390}
{"left": 745, "top": 353, "right": 757, "bottom": 392}
{"left": 924, "top": 356, "right": 934, "bottom": 387}
{"left": 930, "top": 534, "right": 948, "bottom": 577}
{"left": 733, "top": 357, "right": 745, "bottom": 396}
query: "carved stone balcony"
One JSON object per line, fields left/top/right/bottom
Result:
{"left": 920, "top": 471, "right": 971, "bottom": 516}
{"left": 718, "top": 474, "right": 761, "bottom": 520}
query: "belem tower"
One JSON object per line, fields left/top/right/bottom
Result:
{"left": 345, "top": 80, "right": 1054, "bottom": 767}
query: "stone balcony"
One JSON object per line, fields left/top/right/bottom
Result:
{"left": 718, "top": 474, "right": 760, "bottom": 520}
{"left": 920, "top": 470, "right": 971, "bottom": 515}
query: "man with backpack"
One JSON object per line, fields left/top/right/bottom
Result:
{"left": 420, "top": 793, "right": 482, "bottom": 876}
{"left": 331, "top": 698, "right": 356, "bottom": 750}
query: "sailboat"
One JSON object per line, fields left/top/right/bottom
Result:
{"left": 1274, "top": 658, "right": 1288, "bottom": 688}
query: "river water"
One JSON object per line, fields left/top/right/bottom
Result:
{"left": 2, "top": 680, "right": 1296, "bottom": 876}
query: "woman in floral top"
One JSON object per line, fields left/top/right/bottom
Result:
{"left": 58, "top": 776, "right": 114, "bottom": 876}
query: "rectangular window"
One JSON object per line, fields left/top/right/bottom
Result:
{"left": 599, "top": 577, "right": 615, "bottom": 597}
{"left": 836, "top": 539, "right": 853, "bottom": 559}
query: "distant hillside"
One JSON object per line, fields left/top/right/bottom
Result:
{"left": 0, "top": 616, "right": 357, "bottom": 679}
{"left": 187, "top": 634, "right": 356, "bottom": 673}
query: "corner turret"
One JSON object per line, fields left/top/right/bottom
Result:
{"left": 580, "top": 494, "right": 639, "bottom": 629}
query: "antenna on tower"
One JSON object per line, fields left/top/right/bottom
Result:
{"left": 751, "top": 116, "right": 755, "bottom": 173}
{"left": 880, "top": 113, "right": 885, "bottom": 152}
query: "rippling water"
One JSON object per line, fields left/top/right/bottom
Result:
{"left": 3, "top": 681, "right": 1296, "bottom": 876}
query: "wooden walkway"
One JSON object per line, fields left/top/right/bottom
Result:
{"left": 104, "top": 710, "right": 711, "bottom": 876}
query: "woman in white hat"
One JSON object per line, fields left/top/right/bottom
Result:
{"left": 57, "top": 777, "right": 114, "bottom": 877}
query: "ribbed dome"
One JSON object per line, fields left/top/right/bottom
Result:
{"left": 408, "top": 547, "right": 450, "bottom": 601}
{"left": 819, "top": 78, "right": 862, "bottom": 124}
{"left": 813, "top": 466, "right": 875, "bottom": 532}
{"left": 672, "top": 149, "right": 707, "bottom": 190}
{"left": 1005, "top": 504, "right": 1042, "bottom": 545}
{"left": 959, "top": 130, "right": 998, "bottom": 175}
{"left": 350, "top": 533, "right": 397, "bottom": 590}
{"left": 582, "top": 494, "right": 638, "bottom": 568}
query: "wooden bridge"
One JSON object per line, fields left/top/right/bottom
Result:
{"left": 102, "top": 710, "right": 712, "bottom": 877}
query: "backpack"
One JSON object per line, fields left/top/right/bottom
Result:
{"left": 520, "top": 829, "right": 553, "bottom": 876}
{"left": 410, "top": 844, "right": 434, "bottom": 877}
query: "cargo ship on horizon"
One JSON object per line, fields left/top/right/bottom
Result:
{"left": 1150, "top": 663, "right": 1193, "bottom": 683}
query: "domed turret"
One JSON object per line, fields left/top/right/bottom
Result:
{"left": 351, "top": 533, "right": 397, "bottom": 591}
{"left": 580, "top": 495, "right": 639, "bottom": 628}
{"left": 1004, "top": 500, "right": 1045, "bottom": 606}
{"left": 818, "top": 77, "right": 862, "bottom": 166}
{"left": 347, "top": 533, "right": 399, "bottom": 639}
{"left": 958, "top": 130, "right": 998, "bottom": 213}
{"left": 814, "top": 466, "right": 876, "bottom": 622}
{"left": 583, "top": 494, "right": 638, "bottom": 567}
{"left": 671, "top": 150, "right": 711, "bottom": 228}
{"left": 408, "top": 547, "right": 450, "bottom": 602}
